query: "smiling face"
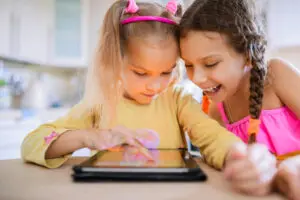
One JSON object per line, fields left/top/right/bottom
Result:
{"left": 180, "top": 31, "right": 248, "bottom": 103}
{"left": 121, "top": 36, "right": 179, "bottom": 105}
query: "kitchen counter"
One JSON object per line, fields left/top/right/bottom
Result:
{"left": 0, "top": 107, "right": 70, "bottom": 160}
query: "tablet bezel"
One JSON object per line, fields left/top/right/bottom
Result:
{"left": 74, "top": 149, "right": 201, "bottom": 174}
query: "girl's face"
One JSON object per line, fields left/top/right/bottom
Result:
{"left": 122, "top": 36, "right": 179, "bottom": 105}
{"left": 180, "top": 31, "right": 248, "bottom": 103}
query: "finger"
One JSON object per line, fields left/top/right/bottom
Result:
{"left": 109, "top": 129, "right": 136, "bottom": 147}
{"left": 231, "top": 156, "right": 275, "bottom": 182}
{"left": 248, "top": 144, "right": 273, "bottom": 163}
{"left": 133, "top": 142, "right": 154, "bottom": 161}
{"left": 232, "top": 179, "right": 271, "bottom": 196}
{"left": 227, "top": 142, "right": 248, "bottom": 161}
{"left": 224, "top": 158, "right": 249, "bottom": 180}
{"left": 276, "top": 165, "right": 300, "bottom": 200}
{"left": 275, "top": 170, "right": 291, "bottom": 197}
{"left": 135, "top": 129, "right": 160, "bottom": 149}
{"left": 94, "top": 131, "right": 126, "bottom": 150}
{"left": 123, "top": 146, "right": 154, "bottom": 162}
{"left": 111, "top": 127, "right": 143, "bottom": 147}
{"left": 225, "top": 145, "right": 276, "bottom": 183}
{"left": 106, "top": 127, "right": 153, "bottom": 160}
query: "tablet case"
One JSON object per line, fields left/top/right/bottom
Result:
{"left": 72, "top": 150, "right": 207, "bottom": 182}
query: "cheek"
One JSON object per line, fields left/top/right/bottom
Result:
{"left": 226, "top": 63, "right": 244, "bottom": 78}
{"left": 122, "top": 71, "right": 141, "bottom": 91}
{"left": 161, "top": 76, "right": 171, "bottom": 87}
{"left": 186, "top": 68, "right": 194, "bottom": 80}
{"left": 212, "top": 63, "right": 244, "bottom": 86}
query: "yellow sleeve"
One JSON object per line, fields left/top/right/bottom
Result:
{"left": 21, "top": 102, "right": 94, "bottom": 168}
{"left": 172, "top": 84, "right": 241, "bottom": 170}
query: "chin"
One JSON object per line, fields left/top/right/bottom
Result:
{"left": 137, "top": 99, "right": 152, "bottom": 105}
{"left": 205, "top": 91, "right": 226, "bottom": 103}
{"left": 134, "top": 96, "right": 154, "bottom": 105}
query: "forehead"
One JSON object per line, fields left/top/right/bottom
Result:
{"left": 125, "top": 36, "right": 179, "bottom": 71}
{"left": 180, "top": 31, "right": 231, "bottom": 59}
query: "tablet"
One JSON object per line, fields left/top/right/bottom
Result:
{"left": 72, "top": 149, "right": 207, "bottom": 181}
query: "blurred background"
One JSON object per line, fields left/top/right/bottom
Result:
{"left": 0, "top": 0, "right": 299, "bottom": 160}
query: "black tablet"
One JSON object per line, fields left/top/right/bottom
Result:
{"left": 72, "top": 149, "right": 207, "bottom": 182}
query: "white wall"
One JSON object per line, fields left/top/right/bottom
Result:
{"left": 88, "top": 0, "right": 114, "bottom": 60}
{"left": 267, "top": 0, "right": 300, "bottom": 50}
{"left": 270, "top": 46, "right": 300, "bottom": 69}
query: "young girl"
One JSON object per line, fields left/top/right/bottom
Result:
{"left": 21, "top": 0, "right": 275, "bottom": 194}
{"left": 179, "top": 0, "right": 300, "bottom": 161}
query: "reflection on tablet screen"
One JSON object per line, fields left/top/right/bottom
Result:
{"left": 93, "top": 150, "right": 186, "bottom": 168}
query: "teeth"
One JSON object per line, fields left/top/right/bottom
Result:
{"left": 203, "top": 85, "right": 219, "bottom": 92}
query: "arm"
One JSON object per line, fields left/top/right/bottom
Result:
{"left": 45, "top": 129, "right": 86, "bottom": 159}
{"left": 173, "top": 85, "right": 241, "bottom": 170}
{"left": 21, "top": 102, "right": 94, "bottom": 168}
{"left": 269, "top": 58, "right": 300, "bottom": 118}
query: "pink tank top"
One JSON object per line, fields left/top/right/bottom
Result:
{"left": 217, "top": 103, "right": 300, "bottom": 156}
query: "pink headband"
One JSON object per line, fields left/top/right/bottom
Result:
{"left": 121, "top": 0, "right": 178, "bottom": 25}
{"left": 121, "top": 16, "right": 177, "bottom": 25}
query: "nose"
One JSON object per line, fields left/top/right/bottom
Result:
{"left": 192, "top": 67, "right": 208, "bottom": 86}
{"left": 146, "top": 78, "right": 161, "bottom": 93}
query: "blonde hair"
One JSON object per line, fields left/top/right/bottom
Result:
{"left": 82, "top": 0, "right": 182, "bottom": 128}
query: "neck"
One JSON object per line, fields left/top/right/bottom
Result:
{"left": 226, "top": 70, "right": 251, "bottom": 104}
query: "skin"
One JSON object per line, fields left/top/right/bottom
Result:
{"left": 121, "top": 35, "right": 179, "bottom": 104}
{"left": 275, "top": 156, "right": 300, "bottom": 200}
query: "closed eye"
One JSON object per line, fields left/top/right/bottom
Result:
{"left": 185, "top": 64, "right": 193, "bottom": 68}
{"left": 133, "top": 71, "right": 147, "bottom": 76}
{"left": 162, "top": 71, "right": 172, "bottom": 75}
{"left": 205, "top": 62, "right": 219, "bottom": 68}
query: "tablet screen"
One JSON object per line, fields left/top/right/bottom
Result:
{"left": 92, "top": 149, "right": 186, "bottom": 168}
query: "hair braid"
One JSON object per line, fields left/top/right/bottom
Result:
{"left": 248, "top": 39, "right": 267, "bottom": 144}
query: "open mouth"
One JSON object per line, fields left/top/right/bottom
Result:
{"left": 143, "top": 93, "right": 156, "bottom": 98}
{"left": 202, "top": 84, "right": 222, "bottom": 96}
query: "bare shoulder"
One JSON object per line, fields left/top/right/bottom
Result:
{"left": 267, "top": 57, "right": 299, "bottom": 84}
{"left": 262, "top": 58, "right": 300, "bottom": 109}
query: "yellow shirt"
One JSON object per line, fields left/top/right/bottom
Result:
{"left": 21, "top": 84, "right": 240, "bottom": 169}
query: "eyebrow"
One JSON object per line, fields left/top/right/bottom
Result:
{"left": 130, "top": 63, "right": 177, "bottom": 72}
{"left": 130, "top": 63, "right": 146, "bottom": 70}
{"left": 196, "top": 54, "right": 222, "bottom": 62}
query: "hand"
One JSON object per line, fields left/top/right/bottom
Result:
{"left": 133, "top": 128, "right": 160, "bottom": 149}
{"left": 224, "top": 143, "right": 276, "bottom": 196}
{"left": 275, "top": 156, "right": 300, "bottom": 200}
{"left": 83, "top": 126, "right": 154, "bottom": 160}
{"left": 83, "top": 126, "right": 140, "bottom": 150}
{"left": 123, "top": 146, "right": 159, "bottom": 164}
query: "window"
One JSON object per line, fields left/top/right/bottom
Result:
{"left": 55, "top": 0, "right": 81, "bottom": 58}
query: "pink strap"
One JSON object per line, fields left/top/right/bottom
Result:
{"left": 217, "top": 102, "right": 229, "bottom": 124}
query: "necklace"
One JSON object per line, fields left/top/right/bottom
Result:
{"left": 224, "top": 101, "right": 234, "bottom": 124}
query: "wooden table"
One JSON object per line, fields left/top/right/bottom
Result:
{"left": 0, "top": 157, "right": 286, "bottom": 200}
